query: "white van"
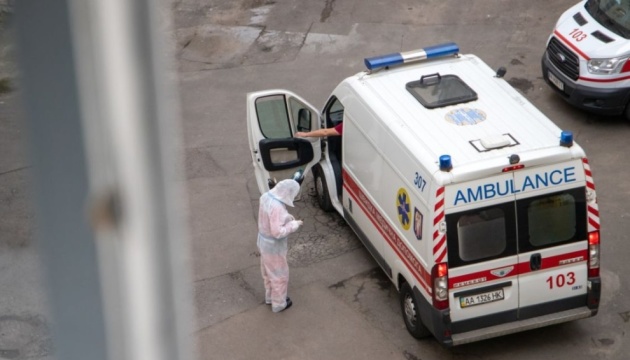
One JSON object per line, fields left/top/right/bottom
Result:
{"left": 542, "top": 0, "right": 630, "bottom": 119}
{"left": 247, "top": 43, "right": 601, "bottom": 346}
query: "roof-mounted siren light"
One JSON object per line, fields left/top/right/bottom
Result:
{"left": 364, "top": 42, "right": 460, "bottom": 71}
{"left": 560, "top": 130, "right": 573, "bottom": 147}
{"left": 439, "top": 155, "right": 453, "bottom": 172}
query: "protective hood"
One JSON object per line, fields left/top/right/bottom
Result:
{"left": 269, "top": 179, "right": 300, "bottom": 207}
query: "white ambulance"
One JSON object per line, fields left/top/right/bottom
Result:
{"left": 542, "top": 0, "right": 630, "bottom": 119}
{"left": 247, "top": 43, "right": 601, "bottom": 346}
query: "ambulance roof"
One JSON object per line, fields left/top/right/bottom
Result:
{"left": 341, "top": 48, "right": 585, "bottom": 183}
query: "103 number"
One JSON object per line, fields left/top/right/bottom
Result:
{"left": 546, "top": 272, "right": 576, "bottom": 289}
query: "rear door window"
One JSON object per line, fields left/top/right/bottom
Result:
{"left": 517, "top": 187, "right": 587, "bottom": 252}
{"left": 446, "top": 202, "right": 517, "bottom": 268}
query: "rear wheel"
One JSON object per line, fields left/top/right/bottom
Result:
{"left": 400, "top": 282, "right": 431, "bottom": 339}
{"left": 313, "top": 165, "right": 333, "bottom": 212}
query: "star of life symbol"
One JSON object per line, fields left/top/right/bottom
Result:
{"left": 396, "top": 188, "right": 411, "bottom": 231}
{"left": 445, "top": 108, "right": 486, "bottom": 126}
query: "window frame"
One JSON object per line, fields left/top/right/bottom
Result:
{"left": 516, "top": 187, "right": 587, "bottom": 253}
{"left": 254, "top": 94, "right": 292, "bottom": 139}
{"left": 406, "top": 73, "right": 478, "bottom": 109}
{"left": 322, "top": 96, "right": 345, "bottom": 128}
{"left": 446, "top": 201, "right": 518, "bottom": 268}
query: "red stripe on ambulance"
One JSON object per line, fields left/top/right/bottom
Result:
{"left": 342, "top": 171, "right": 432, "bottom": 294}
{"left": 450, "top": 250, "right": 588, "bottom": 289}
{"left": 517, "top": 249, "right": 588, "bottom": 275}
{"left": 554, "top": 30, "right": 591, "bottom": 60}
{"left": 450, "top": 265, "right": 516, "bottom": 289}
{"left": 433, "top": 187, "right": 448, "bottom": 263}
{"left": 583, "top": 158, "right": 600, "bottom": 231}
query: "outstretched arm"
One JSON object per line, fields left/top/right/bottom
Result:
{"left": 295, "top": 127, "right": 340, "bottom": 138}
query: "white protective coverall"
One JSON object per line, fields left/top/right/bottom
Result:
{"left": 257, "top": 179, "right": 303, "bottom": 312}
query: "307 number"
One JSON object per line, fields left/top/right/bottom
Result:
{"left": 414, "top": 172, "right": 427, "bottom": 192}
{"left": 546, "top": 272, "right": 576, "bottom": 289}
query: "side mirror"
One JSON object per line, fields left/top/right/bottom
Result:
{"left": 258, "top": 138, "right": 314, "bottom": 171}
{"left": 297, "top": 108, "right": 311, "bottom": 132}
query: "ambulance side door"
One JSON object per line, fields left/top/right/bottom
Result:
{"left": 246, "top": 90, "right": 322, "bottom": 194}
{"left": 514, "top": 162, "right": 589, "bottom": 319}
{"left": 445, "top": 173, "right": 520, "bottom": 327}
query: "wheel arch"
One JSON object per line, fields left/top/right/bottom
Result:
{"left": 395, "top": 260, "right": 416, "bottom": 293}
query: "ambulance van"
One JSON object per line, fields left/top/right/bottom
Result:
{"left": 542, "top": 0, "right": 630, "bottom": 119}
{"left": 247, "top": 43, "right": 601, "bottom": 346}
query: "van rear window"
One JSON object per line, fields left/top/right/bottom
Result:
{"left": 446, "top": 202, "right": 517, "bottom": 268}
{"left": 406, "top": 73, "right": 477, "bottom": 109}
{"left": 517, "top": 188, "right": 587, "bottom": 252}
{"left": 527, "top": 194, "right": 577, "bottom": 246}
{"left": 457, "top": 208, "right": 507, "bottom": 262}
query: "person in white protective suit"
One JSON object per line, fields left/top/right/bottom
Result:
{"left": 257, "top": 179, "right": 303, "bottom": 312}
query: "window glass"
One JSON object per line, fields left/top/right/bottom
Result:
{"left": 527, "top": 193, "right": 576, "bottom": 246}
{"left": 457, "top": 208, "right": 506, "bottom": 262}
{"left": 406, "top": 74, "right": 477, "bottom": 109}
{"left": 586, "top": 0, "right": 630, "bottom": 38}
{"left": 255, "top": 95, "right": 291, "bottom": 139}
{"left": 327, "top": 97, "right": 345, "bottom": 126}
{"left": 517, "top": 187, "right": 586, "bottom": 253}
{"left": 288, "top": 97, "right": 313, "bottom": 132}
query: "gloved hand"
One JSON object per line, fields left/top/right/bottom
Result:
{"left": 288, "top": 220, "right": 303, "bottom": 232}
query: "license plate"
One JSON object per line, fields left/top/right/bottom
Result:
{"left": 548, "top": 71, "right": 564, "bottom": 91}
{"left": 460, "top": 289, "right": 504, "bottom": 308}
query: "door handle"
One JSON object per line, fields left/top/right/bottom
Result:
{"left": 530, "top": 253, "right": 542, "bottom": 271}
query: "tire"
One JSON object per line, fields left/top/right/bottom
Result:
{"left": 313, "top": 165, "right": 334, "bottom": 212}
{"left": 400, "top": 282, "right": 431, "bottom": 339}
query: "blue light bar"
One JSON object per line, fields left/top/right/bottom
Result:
{"left": 560, "top": 130, "right": 573, "bottom": 147}
{"left": 364, "top": 42, "right": 459, "bottom": 71}
{"left": 439, "top": 155, "right": 453, "bottom": 172}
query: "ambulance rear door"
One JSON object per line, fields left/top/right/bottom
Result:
{"left": 445, "top": 172, "right": 520, "bottom": 329}
{"left": 514, "top": 160, "right": 589, "bottom": 319}
{"left": 246, "top": 90, "right": 322, "bottom": 194}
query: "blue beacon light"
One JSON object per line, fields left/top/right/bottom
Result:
{"left": 560, "top": 130, "right": 573, "bottom": 147}
{"left": 364, "top": 42, "right": 459, "bottom": 71}
{"left": 439, "top": 155, "right": 453, "bottom": 172}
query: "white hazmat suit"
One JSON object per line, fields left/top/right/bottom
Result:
{"left": 257, "top": 179, "right": 303, "bottom": 312}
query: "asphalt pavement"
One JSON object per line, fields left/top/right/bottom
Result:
{"left": 177, "top": 1, "right": 630, "bottom": 359}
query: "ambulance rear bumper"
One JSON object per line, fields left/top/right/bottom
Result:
{"left": 449, "top": 306, "right": 595, "bottom": 346}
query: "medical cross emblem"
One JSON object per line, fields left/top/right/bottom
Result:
{"left": 396, "top": 188, "right": 411, "bottom": 231}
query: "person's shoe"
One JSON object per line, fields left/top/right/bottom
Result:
{"left": 266, "top": 296, "right": 288, "bottom": 305}
{"left": 271, "top": 297, "right": 293, "bottom": 312}
{"left": 271, "top": 298, "right": 293, "bottom": 313}
{"left": 280, "top": 297, "right": 292, "bottom": 312}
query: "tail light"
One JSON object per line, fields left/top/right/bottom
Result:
{"left": 588, "top": 231, "right": 600, "bottom": 277}
{"left": 432, "top": 262, "right": 449, "bottom": 310}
